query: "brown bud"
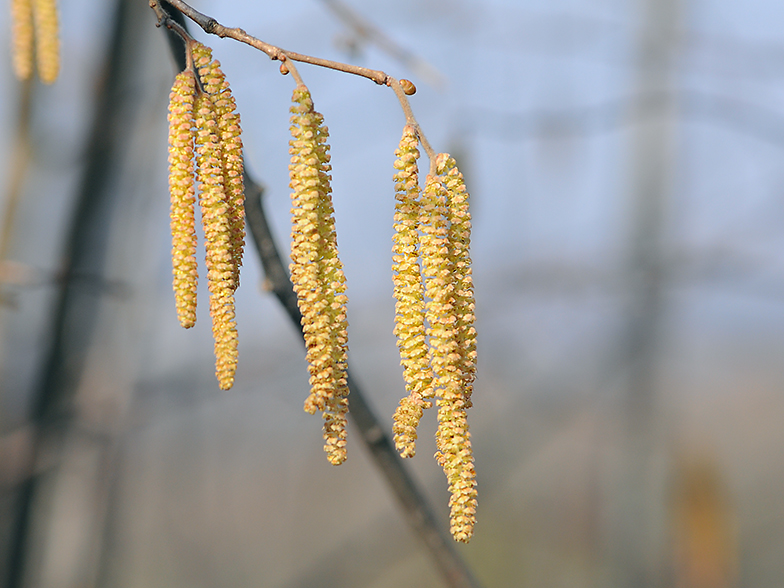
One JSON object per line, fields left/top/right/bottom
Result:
{"left": 400, "top": 79, "right": 416, "bottom": 96}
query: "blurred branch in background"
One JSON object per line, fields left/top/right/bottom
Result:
{"left": 317, "top": 0, "right": 446, "bottom": 89}
{"left": 4, "top": 0, "right": 153, "bottom": 586}
{"left": 607, "top": 0, "right": 679, "bottom": 585}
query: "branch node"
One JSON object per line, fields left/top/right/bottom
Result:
{"left": 204, "top": 18, "right": 219, "bottom": 34}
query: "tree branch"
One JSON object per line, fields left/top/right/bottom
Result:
{"left": 152, "top": 0, "right": 389, "bottom": 85}
{"left": 155, "top": 7, "right": 482, "bottom": 588}
{"left": 150, "top": 0, "right": 440, "bottom": 168}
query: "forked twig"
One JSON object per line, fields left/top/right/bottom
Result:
{"left": 149, "top": 0, "right": 439, "bottom": 167}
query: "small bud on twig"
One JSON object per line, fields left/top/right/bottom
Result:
{"left": 400, "top": 79, "right": 416, "bottom": 95}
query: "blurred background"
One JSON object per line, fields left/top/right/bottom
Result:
{"left": 1, "top": 0, "right": 784, "bottom": 586}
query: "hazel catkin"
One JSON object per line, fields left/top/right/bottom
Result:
{"left": 168, "top": 69, "right": 199, "bottom": 329}
{"left": 192, "top": 43, "right": 245, "bottom": 292}
{"left": 389, "top": 140, "right": 478, "bottom": 542}
{"left": 391, "top": 125, "right": 433, "bottom": 458}
{"left": 164, "top": 42, "right": 245, "bottom": 391}
{"left": 194, "top": 91, "right": 238, "bottom": 391}
{"left": 289, "top": 85, "right": 350, "bottom": 465}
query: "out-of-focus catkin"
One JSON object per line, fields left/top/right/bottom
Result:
{"left": 32, "top": 0, "right": 59, "bottom": 83}
{"left": 391, "top": 125, "right": 433, "bottom": 458}
{"left": 11, "top": 0, "right": 34, "bottom": 80}
{"left": 168, "top": 69, "right": 198, "bottom": 329}
{"left": 289, "top": 85, "right": 349, "bottom": 465}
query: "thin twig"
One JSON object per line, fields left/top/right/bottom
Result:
{"left": 152, "top": 0, "right": 389, "bottom": 85}
{"left": 152, "top": 0, "right": 440, "bottom": 169}
{"left": 389, "top": 78, "right": 438, "bottom": 171}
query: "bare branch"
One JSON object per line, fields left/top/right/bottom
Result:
{"left": 155, "top": 0, "right": 390, "bottom": 85}
{"left": 154, "top": 0, "right": 440, "bottom": 170}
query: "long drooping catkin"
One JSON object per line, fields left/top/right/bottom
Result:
{"left": 194, "top": 89, "right": 238, "bottom": 391}
{"left": 440, "top": 154, "right": 477, "bottom": 402}
{"left": 389, "top": 140, "right": 478, "bottom": 542}
{"left": 391, "top": 125, "right": 433, "bottom": 458}
{"left": 168, "top": 69, "right": 198, "bottom": 329}
{"left": 423, "top": 162, "right": 477, "bottom": 543}
{"left": 289, "top": 85, "right": 350, "bottom": 466}
{"left": 165, "top": 41, "right": 245, "bottom": 391}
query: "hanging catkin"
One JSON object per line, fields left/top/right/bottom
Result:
{"left": 391, "top": 125, "right": 433, "bottom": 458}
{"left": 192, "top": 43, "right": 245, "bottom": 291}
{"left": 32, "top": 0, "right": 59, "bottom": 84}
{"left": 194, "top": 89, "right": 238, "bottom": 391}
{"left": 165, "top": 41, "right": 244, "bottom": 391}
{"left": 167, "top": 69, "right": 199, "bottom": 329}
{"left": 389, "top": 137, "right": 478, "bottom": 542}
{"left": 289, "top": 85, "right": 350, "bottom": 465}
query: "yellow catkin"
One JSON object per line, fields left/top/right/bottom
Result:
{"left": 391, "top": 125, "right": 433, "bottom": 458}
{"left": 11, "top": 0, "right": 34, "bottom": 80}
{"left": 289, "top": 86, "right": 349, "bottom": 465}
{"left": 192, "top": 43, "right": 245, "bottom": 292}
{"left": 32, "top": 0, "right": 59, "bottom": 84}
{"left": 439, "top": 154, "right": 477, "bottom": 403}
{"left": 168, "top": 70, "right": 198, "bottom": 329}
{"left": 194, "top": 92, "right": 238, "bottom": 391}
{"left": 420, "top": 160, "right": 478, "bottom": 543}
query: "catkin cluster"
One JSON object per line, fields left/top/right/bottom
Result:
{"left": 10, "top": 0, "right": 59, "bottom": 83}
{"left": 288, "top": 86, "right": 350, "bottom": 466}
{"left": 166, "top": 42, "right": 245, "bottom": 391}
{"left": 391, "top": 127, "right": 478, "bottom": 542}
